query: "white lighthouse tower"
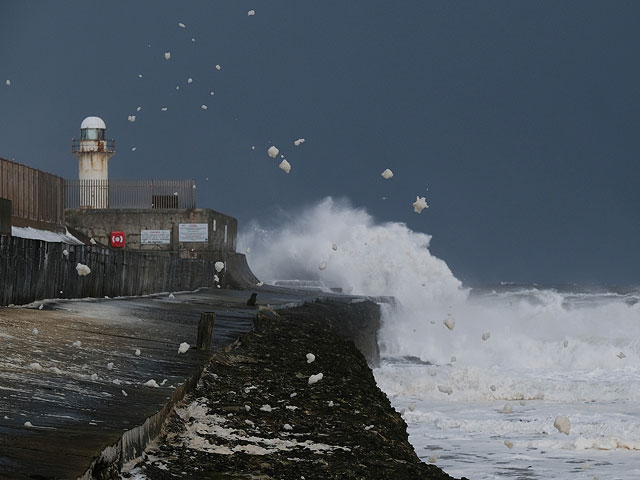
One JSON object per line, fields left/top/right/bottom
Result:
{"left": 72, "top": 116, "right": 115, "bottom": 208}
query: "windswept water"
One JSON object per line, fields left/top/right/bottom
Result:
{"left": 241, "top": 198, "right": 640, "bottom": 480}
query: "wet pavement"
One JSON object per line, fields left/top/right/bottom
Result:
{"left": 0, "top": 286, "right": 320, "bottom": 479}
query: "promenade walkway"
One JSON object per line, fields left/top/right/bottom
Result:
{"left": 0, "top": 287, "right": 317, "bottom": 479}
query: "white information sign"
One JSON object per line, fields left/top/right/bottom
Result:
{"left": 141, "top": 229, "right": 171, "bottom": 245}
{"left": 179, "top": 223, "right": 208, "bottom": 242}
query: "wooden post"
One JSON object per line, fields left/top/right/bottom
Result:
{"left": 197, "top": 312, "right": 216, "bottom": 351}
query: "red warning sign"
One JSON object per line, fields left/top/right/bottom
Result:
{"left": 110, "top": 231, "right": 125, "bottom": 248}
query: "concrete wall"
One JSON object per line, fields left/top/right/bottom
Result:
{"left": 65, "top": 208, "right": 237, "bottom": 259}
{"left": 0, "top": 234, "right": 217, "bottom": 307}
{"left": 0, "top": 198, "right": 10, "bottom": 235}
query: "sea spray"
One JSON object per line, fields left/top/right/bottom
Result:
{"left": 240, "top": 197, "right": 640, "bottom": 478}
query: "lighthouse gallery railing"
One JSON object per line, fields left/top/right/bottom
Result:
{"left": 64, "top": 179, "right": 196, "bottom": 209}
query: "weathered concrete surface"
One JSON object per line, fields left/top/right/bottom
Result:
{"left": 122, "top": 303, "right": 463, "bottom": 480}
{"left": 0, "top": 287, "right": 325, "bottom": 479}
{"left": 65, "top": 208, "right": 237, "bottom": 258}
{"left": 0, "top": 198, "right": 10, "bottom": 236}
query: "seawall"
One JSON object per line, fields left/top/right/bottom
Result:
{"left": 0, "top": 234, "right": 258, "bottom": 307}
{"left": 121, "top": 298, "right": 464, "bottom": 480}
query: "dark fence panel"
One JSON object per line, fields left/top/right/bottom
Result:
{"left": 64, "top": 179, "right": 196, "bottom": 209}
{"left": 0, "top": 157, "right": 65, "bottom": 228}
{"left": 0, "top": 198, "right": 10, "bottom": 234}
{"left": 0, "top": 234, "right": 214, "bottom": 306}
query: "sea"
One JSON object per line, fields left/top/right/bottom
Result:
{"left": 242, "top": 197, "right": 640, "bottom": 480}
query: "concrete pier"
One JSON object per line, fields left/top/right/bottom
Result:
{"left": 0, "top": 287, "right": 326, "bottom": 479}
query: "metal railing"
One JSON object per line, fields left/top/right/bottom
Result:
{"left": 0, "top": 157, "right": 65, "bottom": 227}
{"left": 71, "top": 139, "right": 116, "bottom": 154}
{"left": 64, "top": 179, "right": 196, "bottom": 209}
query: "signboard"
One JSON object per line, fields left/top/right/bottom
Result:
{"left": 110, "top": 231, "right": 125, "bottom": 248}
{"left": 141, "top": 229, "right": 171, "bottom": 245}
{"left": 178, "top": 223, "right": 208, "bottom": 243}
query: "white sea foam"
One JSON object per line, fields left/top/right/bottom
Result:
{"left": 239, "top": 197, "right": 640, "bottom": 479}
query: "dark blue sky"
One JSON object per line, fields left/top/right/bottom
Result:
{"left": 1, "top": 1, "right": 639, "bottom": 285}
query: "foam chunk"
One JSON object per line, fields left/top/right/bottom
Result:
{"left": 32, "top": 328, "right": 38, "bottom": 335}
{"left": 381, "top": 168, "right": 393, "bottom": 179}
{"left": 318, "top": 261, "right": 327, "bottom": 271}
{"left": 413, "top": 196, "right": 428, "bottom": 213}
{"left": 5, "top": 80, "right": 10, "bottom": 86}
{"left": 247, "top": 9, "right": 255, "bottom": 16}
{"left": 215, "top": 64, "right": 221, "bottom": 70}
{"left": 201, "top": 104, "right": 208, "bottom": 110}
{"left": 260, "top": 404, "right": 272, "bottom": 412}
{"left": 443, "top": 315, "right": 455, "bottom": 330}
{"left": 283, "top": 423, "right": 293, "bottom": 430}
{"left": 437, "top": 385, "right": 453, "bottom": 395}
{"left": 187, "top": 77, "right": 193, "bottom": 84}
{"left": 279, "top": 159, "right": 291, "bottom": 173}
{"left": 554, "top": 415, "right": 571, "bottom": 435}
{"left": 214, "top": 261, "right": 225, "bottom": 272}
{"left": 178, "top": 342, "right": 190, "bottom": 354}
{"left": 306, "top": 353, "right": 315, "bottom": 364}
{"left": 75, "top": 263, "right": 91, "bottom": 276}
{"left": 144, "top": 379, "right": 160, "bottom": 388}
{"left": 267, "top": 146, "right": 279, "bottom": 158}
{"left": 294, "top": 138, "right": 305, "bottom": 146}
{"left": 504, "top": 440, "right": 514, "bottom": 449}
{"left": 135, "top": 349, "right": 141, "bottom": 356}
{"left": 164, "top": 52, "right": 171, "bottom": 60}
{"left": 72, "top": 340, "right": 82, "bottom": 348}
{"left": 178, "top": 22, "right": 186, "bottom": 28}
{"left": 128, "top": 115, "right": 136, "bottom": 122}
{"left": 308, "top": 373, "right": 323, "bottom": 385}
{"left": 500, "top": 404, "right": 513, "bottom": 414}
{"left": 29, "top": 362, "right": 42, "bottom": 371}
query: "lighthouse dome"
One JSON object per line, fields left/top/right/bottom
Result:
{"left": 80, "top": 116, "right": 106, "bottom": 130}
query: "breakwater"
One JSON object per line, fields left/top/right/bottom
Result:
{"left": 0, "top": 234, "right": 257, "bottom": 306}
{"left": 122, "top": 299, "right": 464, "bottom": 480}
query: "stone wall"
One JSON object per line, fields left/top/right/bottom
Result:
{"left": 65, "top": 208, "right": 237, "bottom": 259}
{"left": 0, "top": 198, "right": 10, "bottom": 235}
{"left": 0, "top": 235, "right": 217, "bottom": 306}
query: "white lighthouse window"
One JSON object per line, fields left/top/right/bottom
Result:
{"left": 81, "top": 128, "right": 105, "bottom": 141}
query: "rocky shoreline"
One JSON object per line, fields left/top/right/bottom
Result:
{"left": 123, "top": 300, "right": 465, "bottom": 480}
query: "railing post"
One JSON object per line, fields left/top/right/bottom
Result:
{"left": 196, "top": 312, "right": 216, "bottom": 350}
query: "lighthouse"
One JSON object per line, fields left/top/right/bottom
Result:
{"left": 72, "top": 116, "right": 115, "bottom": 208}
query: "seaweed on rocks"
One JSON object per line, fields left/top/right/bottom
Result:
{"left": 123, "top": 301, "right": 466, "bottom": 480}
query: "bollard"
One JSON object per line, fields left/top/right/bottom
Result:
{"left": 197, "top": 312, "right": 216, "bottom": 350}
